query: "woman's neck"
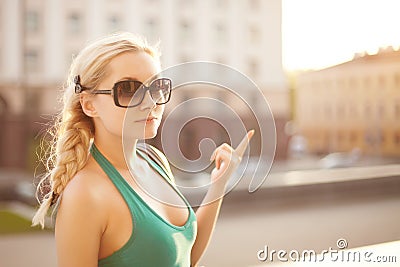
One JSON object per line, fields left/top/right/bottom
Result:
{"left": 93, "top": 129, "right": 139, "bottom": 171}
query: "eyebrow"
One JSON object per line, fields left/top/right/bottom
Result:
{"left": 116, "top": 76, "right": 139, "bottom": 82}
{"left": 116, "top": 75, "right": 161, "bottom": 84}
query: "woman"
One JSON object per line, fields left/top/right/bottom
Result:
{"left": 32, "top": 32, "right": 254, "bottom": 267}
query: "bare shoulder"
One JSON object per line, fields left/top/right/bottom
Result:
{"left": 56, "top": 163, "right": 109, "bottom": 232}
{"left": 61, "top": 166, "right": 108, "bottom": 204}
{"left": 58, "top": 163, "right": 113, "bottom": 220}
{"left": 55, "top": 165, "right": 110, "bottom": 266}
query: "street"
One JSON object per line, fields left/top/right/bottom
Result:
{"left": 1, "top": 166, "right": 399, "bottom": 267}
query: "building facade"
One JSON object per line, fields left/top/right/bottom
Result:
{"left": 0, "top": 0, "right": 288, "bottom": 169}
{"left": 295, "top": 47, "right": 400, "bottom": 157}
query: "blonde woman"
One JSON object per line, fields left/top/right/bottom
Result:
{"left": 32, "top": 32, "right": 254, "bottom": 267}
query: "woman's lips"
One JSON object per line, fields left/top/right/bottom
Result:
{"left": 135, "top": 117, "right": 157, "bottom": 123}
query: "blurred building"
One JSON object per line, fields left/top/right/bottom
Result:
{"left": 294, "top": 46, "right": 400, "bottom": 157}
{"left": 0, "top": 0, "right": 288, "bottom": 169}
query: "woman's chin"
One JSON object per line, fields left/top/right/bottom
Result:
{"left": 142, "top": 129, "right": 158, "bottom": 139}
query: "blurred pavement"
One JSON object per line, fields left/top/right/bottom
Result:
{"left": 0, "top": 164, "right": 399, "bottom": 267}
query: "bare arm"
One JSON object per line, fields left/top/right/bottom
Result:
{"left": 190, "top": 130, "right": 254, "bottom": 266}
{"left": 55, "top": 174, "right": 106, "bottom": 267}
{"left": 190, "top": 182, "right": 226, "bottom": 267}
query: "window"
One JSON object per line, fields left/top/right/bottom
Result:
{"left": 364, "top": 103, "right": 371, "bottom": 117}
{"left": 250, "top": 0, "right": 260, "bottom": 10}
{"left": 337, "top": 104, "right": 345, "bottom": 118}
{"left": 216, "top": 0, "right": 228, "bottom": 9}
{"left": 381, "top": 131, "right": 385, "bottom": 144}
{"left": 145, "top": 18, "right": 159, "bottom": 42}
{"left": 378, "top": 104, "right": 385, "bottom": 118}
{"left": 214, "top": 22, "right": 227, "bottom": 44}
{"left": 25, "top": 10, "right": 39, "bottom": 33}
{"left": 349, "top": 77, "right": 357, "bottom": 88}
{"left": 249, "top": 25, "right": 260, "bottom": 43}
{"left": 350, "top": 132, "right": 357, "bottom": 143}
{"left": 312, "top": 106, "right": 319, "bottom": 118}
{"left": 394, "top": 132, "right": 400, "bottom": 145}
{"left": 338, "top": 132, "right": 345, "bottom": 142}
{"left": 109, "top": 15, "right": 122, "bottom": 32}
{"left": 394, "top": 73, "right": 400, "bottom": 87}
{"left": 178, "top": 0, "right": 191, "bottom": 7}
{"left": 349, "top": 105, "right": 357, "bottom": 117}
{"left": 337, "top": 79, "right": 345, "bottom": 89}
{"left": 179, "top": 20, "right": 191, "bottom": 43}
{"left": 248, "top": 58, "right": 259, "bottom": 78}
{"left": 364, "top": 76, "right": 371, "bottom": 89}
{"left": 67, "top": 13, "right": 82, "bottom": 35}
{"left": 324, "top": 105, "right": 332, "bottom": 118}
{"left": 378, "top": 75, "right": 386, "bottom": 89}
{"left": 395, "top": 103, "right": 400, "bottom": 117}
{"left": 0, "top": 95, "right": 8, "bottom": 116}
{"left": 24, "top": 50, "right": 39, "bottom": 72}
{"left": 325, "top": 80, "right": 332, "bottom": 89}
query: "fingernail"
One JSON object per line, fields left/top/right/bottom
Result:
{"left": 210, "top": 151, "right": 216, "bottom": 161}
{"left": 249, "top": 129, "right": 255, "bottom": 137}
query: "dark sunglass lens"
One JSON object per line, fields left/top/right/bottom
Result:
{"left": 150, "top": 79, "right": 171, "bottom": 104}
{"left": 116, "top": 81, "right": 142, "bottom": 107}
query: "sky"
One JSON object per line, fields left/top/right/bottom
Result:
{"left": 282, "top": 0, "right": 400, "bottom": 71}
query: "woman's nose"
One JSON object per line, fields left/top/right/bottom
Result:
{"left": 140, "top": 89, "right": 156, "bottom": 109}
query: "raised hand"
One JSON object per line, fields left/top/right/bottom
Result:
{"left": 209, "top": 129, "right": 255, "bottom": 189}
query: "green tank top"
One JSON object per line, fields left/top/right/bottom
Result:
{"left": 90, "top": 143, "right": 197, "bottom": 267}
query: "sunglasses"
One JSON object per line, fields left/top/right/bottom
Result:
{"left": 74, "top": 76, "right": 172, "bottom": 108}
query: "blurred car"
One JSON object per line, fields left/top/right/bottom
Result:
{"left": 319, "top": 148, "right": 362, "bottom": 169}
{"left": 288, "top": 135, "right": 308, "bottom": 159}
{"left": 0, "top": 170, "right": 36, "bottom": 205}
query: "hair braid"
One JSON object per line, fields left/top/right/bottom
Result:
{"left": 32, "top": 100, "right": 93, "bottom": 229}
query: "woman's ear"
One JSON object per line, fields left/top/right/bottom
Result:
{"left": 80, "top": 94, "right": 98, "bottom": 118}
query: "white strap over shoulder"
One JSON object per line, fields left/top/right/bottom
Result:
{"left": 136, "top": 143, "right": 176, "bottom": 185}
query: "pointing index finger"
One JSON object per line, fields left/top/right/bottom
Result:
{"left": 235, "top": 129, "right": 255, "bottom": 157}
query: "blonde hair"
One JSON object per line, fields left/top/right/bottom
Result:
{"left": 32, "top": 32, "right": 160, "bottom": 229}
